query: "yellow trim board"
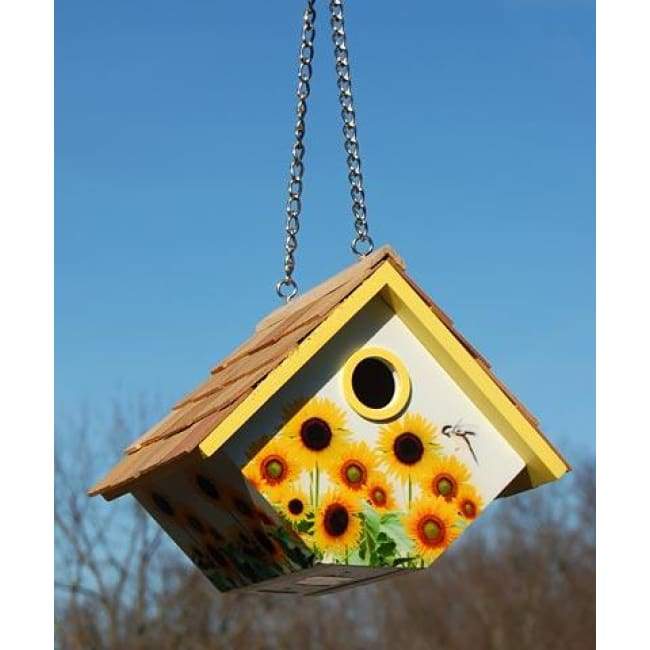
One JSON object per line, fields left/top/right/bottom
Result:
{"left": 380, "top": 273, "right": 568, "bottom": 486}
{"left": 199, "top": 261, "right": 568, "bottom": 489}
{"left": 199, "top": 265, "right": 391, "bottom": 457}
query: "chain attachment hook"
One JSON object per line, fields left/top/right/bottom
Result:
{"left": 276, "top": 0, "right": 317, "bottom": 302}
{"left": 276, "top": 0, "right": 374, "bottom": 302}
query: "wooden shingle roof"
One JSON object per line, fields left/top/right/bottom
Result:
{"left": 90, "top": 245, "right": 563, "bottom": 500}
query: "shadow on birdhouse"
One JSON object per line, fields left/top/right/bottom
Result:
{"left": 89, "top": 247, "right": 569, "bottom": 596}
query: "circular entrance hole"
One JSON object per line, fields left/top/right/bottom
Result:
{"left": 343, "top": 347, "right": 411, "bottom": 421}
{"left": 351, "top": 357, "right": 396, "bottom": 409}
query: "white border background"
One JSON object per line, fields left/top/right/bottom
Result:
{"left": 0, "top": 1, "right": 53, "bottom": 646}
{"left": 598, "top": 0, "right": 650, "bottom": 646}
{"left": 0, "top": 0, "right": 647, "bottom": 644}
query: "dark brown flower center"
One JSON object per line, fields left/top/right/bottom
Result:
{"left": 262, "top": 456, "right": 286, "bottom": 481}
{"left": 462, "top": 500, "right": 477, "bottom": 518}
{"left": 372, "top": 487, "right": 387, "bottom": 505}
{"left": 234, "top": 497, "right": 254, "bottom": 518}
{"left": 186, "top": 514, "right": 205, "bottom": 534}
{"left": 151, "top": 492, "right": 174, "bottom": 516}
{"left": 300, "top": 417, "right": 333, "bottom": 451}
{"left": 393, "top": 432, "right": 424, "bottom": 465}
{"left": 196, "top": 474, "right": 220, "bottom": 500}
{"left": 420, "top": 516, "right": 444, "bottom": 544}
{"left": 288, "top": 498, "right": 304, "bottom": 516}
{"left": 323, "top": 503, "right": 350, "bottom": 537}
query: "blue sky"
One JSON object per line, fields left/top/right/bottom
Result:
{"left": 55, "top": 1, "right": 594, "bottom": 458}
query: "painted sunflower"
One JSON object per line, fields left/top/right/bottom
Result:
{"left": 326, "top": 441, "right": 377, "bottom": 493}
{"left": 365, "top": 473, "right": 397, "bottom": 511}
{"left": 313, "top": 490, "right": 362, "bottom": 557}
{"left": 404, "top": 496, "right": 460, "bottom": 562}
{"left": 455, "top": 484, "right": 484, "bottom": 521}
{"left": 180, "top": 509, "right": 209, "bottom": 543}
{"left": 377, "top": 413, "right": 440, "bottom": 484}
{"left": 251, "top": 527, "right": 285, "bottom": 562}
{"left": 227, "top": 491, "right": 258, "bottom": 521}
{"left": 194, "top": 473, "right": 222, "bottom": 502}
{"left": 279, "top": 397, "right": 351, "bottom": 467}
{"left": 273, "top": 484, "right": 312, "bottom": 523}
{"left": 243, "top": 437, "right": 298, "bottom": 492}
{"left": 420, "top": 454, "right": 471, "bottom": 501}
{"left": 150, "top": 492, "right": 175, "bottom": 518}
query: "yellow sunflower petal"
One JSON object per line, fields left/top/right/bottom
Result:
{"left": 365, "top": 473, "right": 397, "bottom": 511}
{"left": 271, "top": 484, "right": 312, "bottom": 523}
{"left": 313, "top": 489, "right": 362, "bottom": 557}
{"left": 403, "top": 496, "right": 460, "bottom": 563}
{"left": 279, "top": 397, "right": 351, "bottom": 467}
{"left": 242, "top": 463, "right": 262, "bottom": 492}
{"left": 243, "top": 436, "right": 298, "bottom": 493}
{"left": 325, "top": 441, "right": 377, "bottom": 492}
{"left": 420, "top": 454, "right": 472, "bottom": 501}
{"left": 377, "top": 413, "right": 439, "bottom": 484}
{"left": 455, "top": 484, "right": 484, "bottom": 521}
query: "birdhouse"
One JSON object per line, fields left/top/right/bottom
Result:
{"left": 89, "top": 246, "right": 569, "bottom": 596}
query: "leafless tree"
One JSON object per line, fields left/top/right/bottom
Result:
{"left": 55, "top": 400, "right": 595, "bottom": 650}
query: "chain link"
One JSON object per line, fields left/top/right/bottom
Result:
{"left": 329, "top": 0, "right": 374, "bottom": 257}
{"left": 276, "top": 0, "right": 373, "bottom": 301}
{"left": 276, "top": 0, "right": 317, "bottom": 302}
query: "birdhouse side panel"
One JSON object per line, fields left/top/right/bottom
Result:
{"left": 134, "top": 451, "right": 315, "bottom": 592}
{"left": 223, "top": 295, "right": 525, "bottom": 570}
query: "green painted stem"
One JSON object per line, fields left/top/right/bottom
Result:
{"left": 310, "top": 469, "right": 314, "bottom": 507}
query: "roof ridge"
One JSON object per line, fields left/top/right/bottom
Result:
{"left": 121, "top": 252, "right": 402, "bottom": 458}
{"left": 254, "top": 245, "right": 404, "bottom": 333}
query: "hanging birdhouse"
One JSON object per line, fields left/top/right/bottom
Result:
{"left": 89, "top": 0, "right": 569, "bottom": 597}
{"left": 89, "top": 247, "right": 569, "bottom": 595}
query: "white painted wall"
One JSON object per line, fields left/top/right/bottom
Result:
{"left": 224, "top": 295, "right": 525, "bottom": 507}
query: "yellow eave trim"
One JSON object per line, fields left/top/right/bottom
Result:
{"left": 198, "top": 261, "right": 568, "bottom": 488}
{"left": 199, "top": 264, "right": 392, "bottom": 457}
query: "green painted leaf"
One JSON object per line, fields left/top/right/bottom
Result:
{"left": 378, "top": 541, "right": 397, "bottom": 555}
{"left": 359, "top": 542, "right": 367, "bottom": 560}
{"left": 378, "top": 511, "right": 411, "bottom": 554}
{"left": 363, "top": 505, "right": 381, "bottom": 540}
{"left": 295, "top": 519, "right": 314, "bottom": 534}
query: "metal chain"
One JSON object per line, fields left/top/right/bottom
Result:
{"left": 276, "top": 0, "right": 317, "bottom": 302}
{"left": 276, "top": 0, "right": 373, "bottom": 302}
{"left": 329, "top": 0, "right": 374, "bottom": 257}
